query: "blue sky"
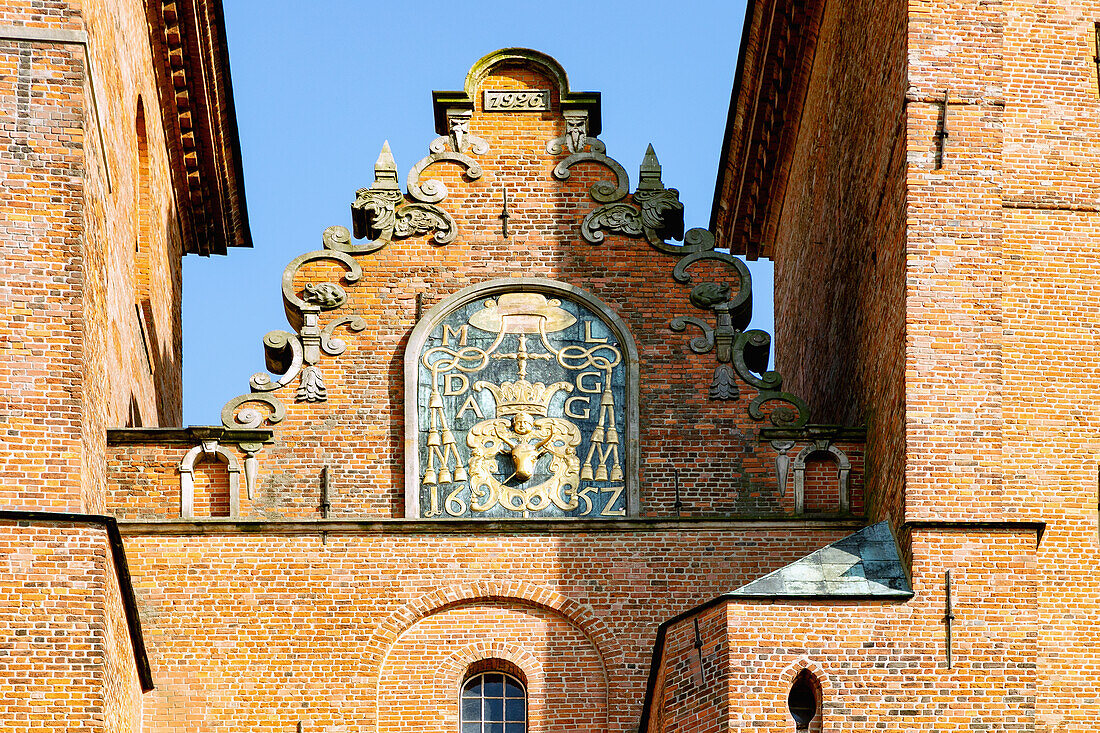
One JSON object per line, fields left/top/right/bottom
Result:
{"left": 182, "top": 0, "right": 768, "bottom": 424}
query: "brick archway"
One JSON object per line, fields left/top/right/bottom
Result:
{"left": 363, "top": 580, "right": 622, "bottom": 732}
{"left": 778, "top": 655, "right": 833, "bottom": 691}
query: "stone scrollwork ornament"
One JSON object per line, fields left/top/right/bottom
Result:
{"left": 221, "top": 221, "right": 372, "bottom": 424}
{"left": 302, "top": 282, "right": 347, "bottom": 310}
{"left": 248, "top": 330, "right": 304, "bottom": 393}
{"left": 297, "top": 365, "right": 327, "bottom": 403}
{"left": 546, "top": 111, "right": 602, "bottom": 156}
{"left": 580, "top": 145, "right": 708, "bottom": 256}
{"left": 281, "top": 248, "right": 363, "bottom": 331}
{"left": 548, "top": 110, "right": 630, "bottom": 204}
{"left": 221, "top": 393, "right": 287, "bottom": 430}
{"left": 320, "top": 316, "right": 367, "bottom": 356}
{"left": 581, "top": 203, "right": 643, "bottom": 243}
{"left": 444, "top": 109, "right": 489, "bottom": 157}
{"left": 393, "top": 203, "right": 456, "bottom": 244}
{"left": 340, "top": 143, "right": 458, "bottom": 253}
{"left": 407, "top": 110, "right": 487, "bottom": 204}
{"left": 670, "top": 249, "right": 809, "bottom": 427}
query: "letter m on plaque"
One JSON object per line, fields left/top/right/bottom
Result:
{"left": 404, "top": 279, "right": 638, "bottom": 519}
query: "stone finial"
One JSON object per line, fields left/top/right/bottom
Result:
{"left": 637, "top": 144, "right": 663, "bottom": 191}
{"left": 374, "top": 141, "right": 400, "bottom": 190}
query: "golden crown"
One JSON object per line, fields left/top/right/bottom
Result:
{"left": 473, "top": 378, "right": 573, "bottom": 416}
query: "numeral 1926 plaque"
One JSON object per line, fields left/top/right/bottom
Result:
{"left": 483, "top": 89, "right": 550, "bottom": 112}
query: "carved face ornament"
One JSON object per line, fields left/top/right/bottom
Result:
{"left": 449, "top": 114, "right": 471, "bottom": 153}
{"left": 565, "top": 114, "right": 587, "bottom": 154}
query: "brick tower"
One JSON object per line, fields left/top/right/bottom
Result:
{"left": 645, "top": 0, "right": 1098, "bottom": 727}
{"left": 0, "top": 0, "right": 247, "bottom": 729}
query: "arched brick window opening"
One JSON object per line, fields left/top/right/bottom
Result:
{"left": 461, "top": 661, "right": 527, "bottom": 733}
{"left": 792, "top": 443, "right": 851, "bottom": 514}
{"left": 179, "top": 442, "right": 241, "bottom": 518}
{"left": 788, "top": 669, "right": 821, "bottom": 731}
{"left": 802, "top": 455, "right": 839, "bottom": 512}
{"left": 134, "top": 97, "right": 156, "bottom": 379}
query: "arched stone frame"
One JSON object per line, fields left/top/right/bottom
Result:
{"left": 439, "top": 644, "right": 545, "bottom": 732}
{"left": 364, "top": 580, "right": 622, "bottom": 733}
{"left": 404, "top": 277, "right": 641, "bottom": 518}
{"left": 778, "top": 657, "right": 833, "bottom": 732}
{"left": 178, "top": 440, "right": 241, "bottom": 518}
{"left": 791, "top": 443, "right": 851, "bottom": 514}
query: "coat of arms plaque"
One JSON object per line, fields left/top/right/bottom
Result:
{"left": 410, "top": 284, "right": 632, "bottom": 519}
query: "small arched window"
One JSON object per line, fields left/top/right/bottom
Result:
{"left": 461, "top": 670, "right": 526, "bottom": 733}
{"left": 134, "top": 96, "right": 151, "bottom": 303}
{"left": 788, "top": 669, "right": 820, "bottom": 730}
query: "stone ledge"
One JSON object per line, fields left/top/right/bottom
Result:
{"left": 116, "top": 516, "right": 866, "bottom": 536}
{"left": 758, "top": 424, "right": 867, "bottom": 442}
{"left": 108, "top": 426, "right": 275, "bottom": 445}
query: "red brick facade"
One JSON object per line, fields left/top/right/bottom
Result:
{"left": 0, "top": 0, "right": 245, "bottom": 730}
{"left": 100, "top": 48, "right": 871, "bottom": 732}
{"left": 3, "top": 0, "right": 1097, "bottom": 731}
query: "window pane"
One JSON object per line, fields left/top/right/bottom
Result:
{"left": 463, "top": 671, "right": 525, "bottom": 731}
{"left": 485, "top": 674, "right": 504, "bottom": 698}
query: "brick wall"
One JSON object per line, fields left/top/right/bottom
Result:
{"left": 646, "top": 527, "right": 1038, "bottom": 731}
{"left": 121, "top": 527, "right": 855, "bottom": 732}
{"left": 107, "top": 436, "right": 865, "bottom": 521}
{"left": 102, "top": 53, "right": 880, "bottom": 731}
{"left": 705, "top": 0, "right": 1100, "bottom": 725}
{"left": 379, "top": 602, "right": 606, "bottom": 732}
{"left": 0, "top": 11, "right": 87, "bottom": 512}
{"left": 0, "top": 0, "right": 184, "bottom": 501}
{"left": 0, "top": 520, "right": 141, "bottom": 733}
{"left": 85, "top": 0, "right": 185, "bottom": 434}
{"left": 643, "top": 603, "right": 728, "bottom": 733}
{"left": 769, "top": 0, "right": 908, "bottom": 533}
{"left": 0, "top": 0, "right": 205, "bottom": 730}
{"left": 908, "top": 0, "right": 1100, "bottom": 726}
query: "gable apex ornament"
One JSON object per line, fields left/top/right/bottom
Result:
{"left": 431, "top": 48, "right": 602, "bottom": 137}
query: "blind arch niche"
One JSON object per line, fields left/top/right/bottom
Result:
{"left": 405, "top": 278, "right": 639, "bottom": 519}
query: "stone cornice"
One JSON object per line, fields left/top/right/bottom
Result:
{"left": 115, "top": 516, "right": 866, "bottom": 536}
{"left": 146, "top": 0, "right": 251, "bottom": 256}
{"left": 710, "top": 0, "right": 825, "bottom": 260}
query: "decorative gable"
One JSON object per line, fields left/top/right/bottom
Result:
{"left": 205, "top": 49, "right": 864, "bottom": 521}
